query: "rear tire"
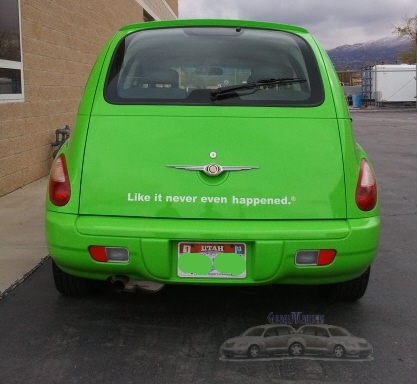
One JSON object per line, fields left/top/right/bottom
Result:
{"left": 322, "top": 267, "right": 370, "bottom": 302}
{"left": 52, "top": 260, "right": 96, "bottom": 296}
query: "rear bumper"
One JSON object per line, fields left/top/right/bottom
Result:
{"left": 46, "top": 212, "right": 379, "bottom": 285}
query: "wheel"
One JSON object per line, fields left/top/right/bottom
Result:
{"left": 333, "top": 345, "right": 345, "bottom": 358}
{"left": 288, "top": 342, "right": 304, "bottom": 356}
{"left": 321, "top": 267, "right": 370, "bottom": 302}
{"left": 52, "top": 260, "right": 96, "bottom": 296}
{"left": 247, "top": 344, "right": 260, "bottom": 358}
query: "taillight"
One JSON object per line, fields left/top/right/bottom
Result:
{"left": 89, "top": 246, "right": 130, "bottom": 263}
{"left": 49, "top": 154, "right": 71, "bottom": 206}
{"left": 355, "top": 159, "right": 377, "bottom": 211}
{"left": 295, "top": 249, "right": 337, "bottom": 266}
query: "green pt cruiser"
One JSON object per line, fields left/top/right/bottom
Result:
{"left": 46, "top": 19, "right": 379, "bottom": 301}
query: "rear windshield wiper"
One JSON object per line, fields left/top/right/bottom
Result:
{"left": 210, "top": 78, "right": 307, "bottom": 99}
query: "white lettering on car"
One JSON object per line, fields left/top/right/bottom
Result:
{"left": 201, "top": 245, "right": 224, "bottom": 252}
{"left": 127, "top": 193, "right": 296, "bottom": 206}
{"left": 127, "top": 193, "right": 151, "bottom": 202}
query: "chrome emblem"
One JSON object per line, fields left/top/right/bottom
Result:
{"left": 167, "top": 164, "right": 259, "bottom": 177}
{"left": 205, "top": 163, "right": 222, "bottom": 176}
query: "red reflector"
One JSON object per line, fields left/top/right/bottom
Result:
{"left": 49, "top": 154, "right": 71, "bottom": 206}
{"left": 89, "top": 246, "right": 108, "bottom": 262}
{"left": 355, "top": 159, "right": 377, "bottom": 211}
{"left": 317, "top": 250, "right": 336, "bottom": 266}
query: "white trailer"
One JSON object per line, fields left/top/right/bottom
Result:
{"left": 362, "top": 64, "right": 416, "bottom": 105}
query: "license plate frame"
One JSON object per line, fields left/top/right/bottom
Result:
{"left": 177, "top": 242, "right": 246, "bottom": 278}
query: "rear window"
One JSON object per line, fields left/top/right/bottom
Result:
{"left": 105, "top": 26, "right": 324, "bottom": 106}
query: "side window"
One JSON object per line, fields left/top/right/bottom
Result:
{"left": 315, "top": 327, "right": 329, "bottom": 337}
{"left": 244, "top": 327, "right": 265, "bottom": 337}
{"left": 0, "top": 0, "right": 23, "bottom": 102}
{"left": 302, "top": 327, "right": 316, "bottom": 336}
{"left": 264, "top": 328, "right": 277, "bottom": 337}
{"left": 277, "top": 327, "right": 291, "bottom": 335}
{"left": 328, "top": 327, "right": 350, "bottom": 337}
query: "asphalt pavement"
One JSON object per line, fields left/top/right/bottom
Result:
{"left": 0, "top": 109, "right": 416, "bottom": 384}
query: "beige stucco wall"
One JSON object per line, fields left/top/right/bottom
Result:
{"left": 165, "top": 0, "right": 179, "bottom": 16}
{"left": 0, "top": 0, "right": 177, "bottom": 197}
{"left": 135, "top": 0, "right": 178, "bottom": 20}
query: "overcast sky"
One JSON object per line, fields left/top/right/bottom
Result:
{"left": 178, "top": 0, "right": 417, "bottom": 49}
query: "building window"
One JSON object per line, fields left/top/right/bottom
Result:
{"left": 0, "top": 0, "right": 23, "bottom": 102}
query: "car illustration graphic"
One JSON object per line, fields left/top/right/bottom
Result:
{"left": 288, "top": 325, "right": 373, "bottom": 358}
{"left": 220, "top": 324, "right": 297, "bottom": 358}
{"left": 220, "top": 324, "right": 372, "bottom": 360}
{"left": 46, "top": 19, "right": 379, "bottom": 301}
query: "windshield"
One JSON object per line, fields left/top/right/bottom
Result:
{"left": 105, "top": 26, "right": 324, "bottom": 106}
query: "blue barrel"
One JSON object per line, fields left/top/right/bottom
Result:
{"left": 352, "top": 94, "right": 363, "bottom": 108}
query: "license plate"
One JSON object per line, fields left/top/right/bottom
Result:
{"left": 177, "top": 242, "right": 246, "bottom": 278}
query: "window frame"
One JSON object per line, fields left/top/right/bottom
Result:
{"left": 0, "top": 0, "right": 24, "bottom": 103}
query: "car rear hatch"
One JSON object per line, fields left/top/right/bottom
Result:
{"left": 79, "top": 107, "right": 346, "bottom": 220}
{"left": 79, "top": 22, "right": 346, "bottom": 220}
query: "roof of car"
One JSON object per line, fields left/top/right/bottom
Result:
{"left": 299, "top": 324, "right": 344, "bottom": 329}
{"left": 119, "top": 19, "right": 309, "bottom": 35}
{"left": 250, "top": 324, "right": 296, "bottom": 329}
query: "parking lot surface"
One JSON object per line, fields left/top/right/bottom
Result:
{"left": 0, "top": 110, "right": 416, "bottom": 384}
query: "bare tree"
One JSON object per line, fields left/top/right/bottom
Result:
{"left": 393, "top": 14, "right": 417, "bottom": 64}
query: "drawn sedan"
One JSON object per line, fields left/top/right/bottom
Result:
{"left": 220, "top": 324, "right": 297, "bottom": 358}
{"left": 288, "top": 325, "right": 372, "bottom": 358}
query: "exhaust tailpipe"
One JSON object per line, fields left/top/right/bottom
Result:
{"left": 110, "top": 276, "right": 165, "bottom": 293}
{"left": 110, "top": 276, "right": 129, "bottom": 293}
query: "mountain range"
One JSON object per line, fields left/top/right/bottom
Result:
{"left": 327, "top": 36, "right": 412, "bottom": 71}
